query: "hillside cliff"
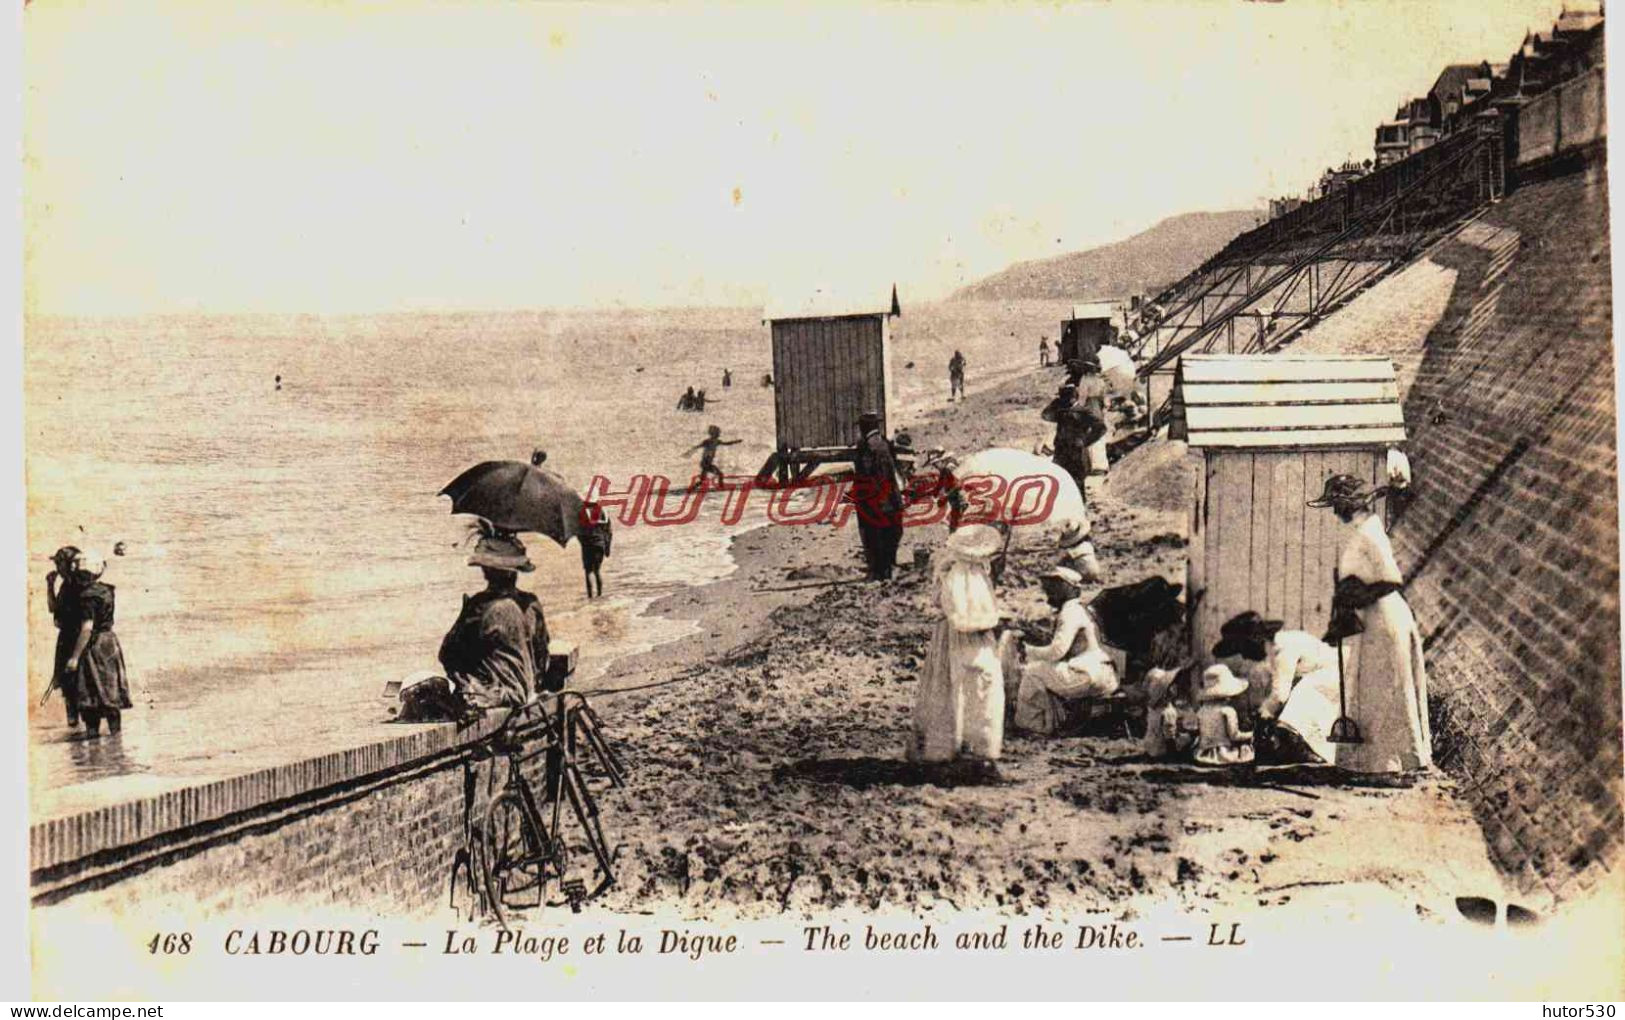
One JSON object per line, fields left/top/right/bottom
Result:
{"left": 952, "top": 210, "right": 1262, "bottom": 302}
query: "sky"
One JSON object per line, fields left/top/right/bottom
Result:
{"left": 23, "top": 0, "right": 1575, "bottom": 316}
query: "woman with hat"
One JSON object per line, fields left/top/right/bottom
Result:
{"left": 54, "top": 549, "right": 132, "bottom": 736}
{"left": 45, "top": 545, "right": 84, "bottom": 728}
{"left": 1193, "top": 664, "right": 1255, "bottom": 766}
{"left": 909, "top": 524, "right": 1006, "bottom": 765}
{"left": 437, "top": 526, "right": 551, "bottom": 711}
{"left": 1212, "top": 610, "right": 1340, "bottom": 764}
{"left": 1307, "top": 473, "right": 1431, "bottom": 774}
{"left": 1005, "top": 565, "right": 1120, "bottom": 736}
{"left": 1056, "top": 518, "right": 1102, "bottom": 583}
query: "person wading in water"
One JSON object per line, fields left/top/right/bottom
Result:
{"left": 578, "top": 501, "right": 613, "bottom": 599}
{"left": 685, "top": 425, "right": 741, "bottom": 488}
{"left": 45, "top": 546, "right": 84, "bottom": 728}
{"left": 48, "top": 548, "right": 132, "bottom": 736}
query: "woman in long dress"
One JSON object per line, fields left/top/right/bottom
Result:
{"left": 1308, "top": 474, "right": 1432, "bottom": 774}
{"left": 58, "top": 550, "right": 132, "bottom": 736}
{"left": 46, "top": 546, "right": 84, "bottom": 728}
{"left": 1212, "top": 610, "right": 1340, "bottom": 764}
{"left": 908, "top": 524, "right": 1006, "bottom": 764}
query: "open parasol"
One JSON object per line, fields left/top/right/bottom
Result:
{"left": 440, "top": 459, "right": 584, "bottom": 547}
{"left": 953, "top": 447, "right": 1087, "bottom": 534}
{"left": 1098, "top": 345, "right": 1139, "bottom": 398}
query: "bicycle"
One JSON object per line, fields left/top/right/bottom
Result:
{"left": 464, "top": 691, "right": 627, "bottom": 929}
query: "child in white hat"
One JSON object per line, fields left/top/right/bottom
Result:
{"left": 1193, "top": 664, "right": 1255, "bottom": 766}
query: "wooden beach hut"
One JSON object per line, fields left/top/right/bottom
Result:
{"left": 756, "top": 286, "right": 901, "bottom": 485}
{"left": 1060, "top": 301, "right": 1122, "bottom": 365}
{"left": 1170, "top": 354, "right": 1408, "bottom": 660}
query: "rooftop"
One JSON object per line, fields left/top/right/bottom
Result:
{"left": 1068, "top": 300, "right": 1121, "bottom": 322}
{"left": 763, "top": 285, "right": 900, "bottom": 322}
{"left": 1170, "top": 354, "right": 1407, "bottom": 449}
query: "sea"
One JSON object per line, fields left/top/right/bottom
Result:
{"left": 25, "top": 301, "right": 1059, "bottom": 799}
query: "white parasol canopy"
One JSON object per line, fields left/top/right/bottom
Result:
{"left": 953, "top": 446, "right": 1087, "bottom": 539}
{"left": 1098, "top": 345, "right": 1139, "bottom": 397}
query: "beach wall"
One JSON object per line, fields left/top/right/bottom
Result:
{"left": 1387, "top": 163, "right": 1619, "bottom": 904}
{"left": 31, "top": 719, "right": 510, "bottom": 916}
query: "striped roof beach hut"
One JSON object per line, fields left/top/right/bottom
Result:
{"left": 1170, "top": 354, "right": 1408, "bottom": 660}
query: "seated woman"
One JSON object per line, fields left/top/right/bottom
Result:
{"left": 1056, "top": 518, "right": 1102, "bottom": 583}
{"left": 1001, "top": 566, "right": 1120, "bottom": 736}
{"left": 1089, "top": 575, "right": 1186, "bottom": 685}
{"left": 1211, "top": 610, "right": 1340, "bottom": 764}
{"left": 411, "top": 527, "right": 551, "bottom": 721}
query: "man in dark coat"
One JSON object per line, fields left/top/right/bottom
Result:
{"left": 851, "top": 410, "right": 904, "bottom": 580}
{"left": 1041, "top": 384, "right": 1106, "bottom": 502}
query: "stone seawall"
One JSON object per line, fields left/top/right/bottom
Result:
{"left": 1396, "top": 164, "right": 1619, "bottom": 905}
{"left": 1292, "top": 160, "right": 1618, "bottom": 905}
{"left": 32, "top": 717, "right": 511, "bottom": 916}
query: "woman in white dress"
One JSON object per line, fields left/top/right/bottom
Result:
{"left": 1212, "top": 610, "right": 1340, "bottom": 764}
{"left": 1003, "top": 566, "right": 1120, "bottom": 735}
{"left": 1307, "top": 474, "right": 1432, "bottom": 774}
{"left": 908, "top": 524, "right": 1006, "bottom": 764}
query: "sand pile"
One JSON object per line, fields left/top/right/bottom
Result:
{"left": 1103, "top": 437, "right": 1196, "bottom": 516}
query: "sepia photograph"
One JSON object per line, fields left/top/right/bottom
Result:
{"left": 13, "top": 0, "right": 1623, "bottom": 1002}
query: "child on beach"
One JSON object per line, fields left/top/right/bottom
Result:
{"left": 578, "top": 501, "right": 612, "bottom": 599}
{"left": 1193, "top": 664, "right": 1255, "bottom": 766}
{"left": 1142, "top": 667, "right": 1196, "bottom": 760}
{"left": 685, "top": 425, "right": 741, "bottom": 487}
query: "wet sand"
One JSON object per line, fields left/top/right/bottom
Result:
{"left": 580, "top": 364, "right": 1510, "bottom": 922}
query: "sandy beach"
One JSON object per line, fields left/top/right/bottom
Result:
{"left": 578, "top": 361, "right": 1506, "bottom": 922}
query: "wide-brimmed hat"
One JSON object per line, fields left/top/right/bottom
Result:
{"left": 1306, "top": 473, "right": 1373, "bottom": 509}
{"left": 1198, "top": 663, "right": 1249, "bottom": 702}
{"left": 944, "top": 523, "right": 1004, "bottom": 562}
{"left": 468, "top": 533, "right": 535, "bottom": 573}
{"left": 858, "top": 409, "right": 883, "bottom": 428}
{"left": 1213, "top": 610, "right": 1284, "bottom": 662}
{"left": 1057, "top": 518, "right": 1092, "bottom": 549}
